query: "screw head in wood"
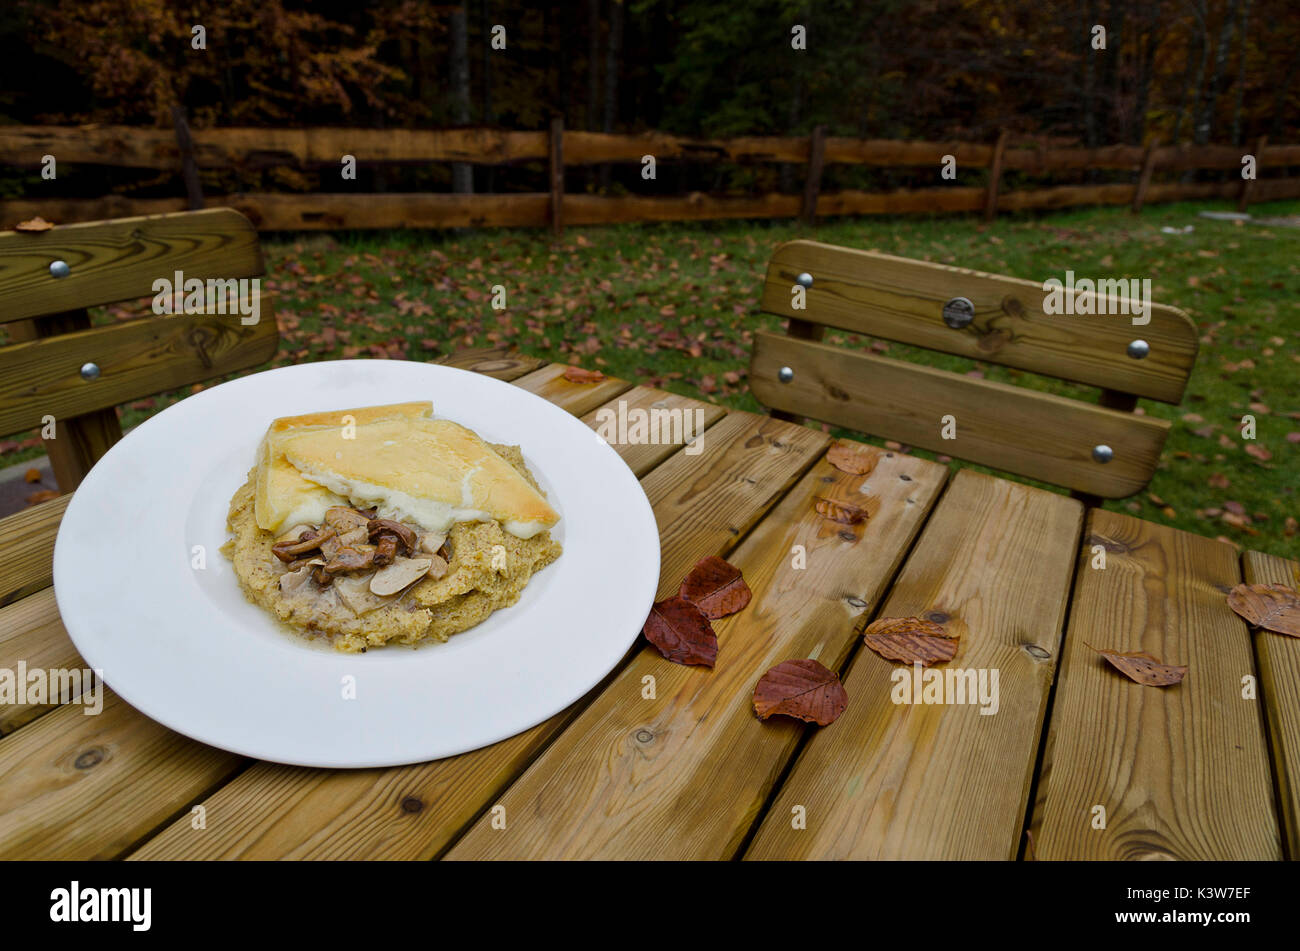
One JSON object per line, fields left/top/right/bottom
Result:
{"left": 80, "top": 362, "right": 100, "bottom": 381}
{"left": 795, "top": 272, "right": 813, "bottom": 288}
{"left": 942, "top": 296, "right": 975, "bottom": 329}
{"left": 1126, "top": 339, "right": 1150, "bottom": 359}
{"left": 778, "top": 366, "right": 794, "bottom": 383}
{"left": 1092, "top": 444, "right": 1114, "bottom": 463}
{"left": 50, "top": 259, "right": 70, "bottom": 278}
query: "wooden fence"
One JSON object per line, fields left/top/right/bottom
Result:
{"left": 2, "top": 122, "right": 1297, "bottom": 233}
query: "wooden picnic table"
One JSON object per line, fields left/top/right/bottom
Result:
{"left": 1, "top": 348, "right": 1296, "bottom": 861}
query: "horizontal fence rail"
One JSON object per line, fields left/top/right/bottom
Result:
{"left": 2, "top": 124, "right": 1296, "bottom": 232}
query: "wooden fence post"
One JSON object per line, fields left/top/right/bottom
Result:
{"left": 1131, "top": 137, "right": 1160, "bottom": 214}
{"left": 1238, "top": 135, "right": 1268, "bottom": 212}
{"left": 801, "top": 125, "right": 827, "bottom": 226}
{"left": 170, "top": 105, "right": 204, "bottom": 211}
{"left": 549, "top": 117, "right": 564, "bottom": 238}
{"left": 984, "top": 129, "right": 1008, "bottom": 222}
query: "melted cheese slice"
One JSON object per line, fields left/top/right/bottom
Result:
{"left": 277, "top": 417, "right": 559, "bottom": 538}
{"left": 253, "top": 402, "right": 433, "bottom": 531}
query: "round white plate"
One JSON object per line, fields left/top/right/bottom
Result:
{"left": 53, "top": 360, "right": 660, "bottom": 768}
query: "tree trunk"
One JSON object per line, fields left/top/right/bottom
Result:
{"left": 450, "top": 3, "right": 473, "bottom": 194}
{"left": 1230, "top": 0, "right": 1252, "bottom": 145}
{"left": 1170, "top": 4, "right": 1205, "bottom": 143}
{"left": 1193, "top": 0, "right": 1239, "bottom": 146}
{"left": 600, "top": 0, "right": 624, "bottom": 189}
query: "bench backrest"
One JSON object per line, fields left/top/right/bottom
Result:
{"left": 749, "top": 239, "right": 1198, "bottom": 499}
{"left": 0, "top": 208, "right": 276, "bottom": 490}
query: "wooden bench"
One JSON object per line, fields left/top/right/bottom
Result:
{"left": 0, "top": 208, "right": 276, "bottom": 491}
{"left": 748, "top": 239, "right": 1199, "bottom": 502}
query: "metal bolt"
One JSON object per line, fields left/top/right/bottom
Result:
{"left": 80, "top": 362, "right": 100, "bottom": 381}
{"left": 1092, "top": 444, "right": 1114, "bottom": 463}
{"left": 49, "top": 259, "right": 70, "bottom": 278}
{"left": 795, "top": 272, "right": 813, "bottom": 288}
{"left": 942, "top": 296, "right": 975, "bottom": 329}
{"left": 778, "top": 366, "right": 794, "bottom": 383}
{"left": 1126, "top": 339, "right": 1150, "bottom": 360}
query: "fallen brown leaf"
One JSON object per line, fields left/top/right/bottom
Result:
{"left": 642, "top": 596, "right": 717, "bottom": 667}
{"left": 563, "top": 366, "right": 606, "bottom": 384}
{"left": 815, "top": 496, "right": 870, "bottom": 524}
{"left": 1089, "top": 644, "right": 1187, "bottom": 686}
{"left": 23, "top": 467, "right": 41, "bottom": 483}
{"left": 14, "top": 216, "right": 54, "bottom": 232}
{"left": 26, "top": 489, "right": 60, "bottom": 505}
{"left": 753, "top": 659, "right": 848, "bottom": 726}
{"left": 1226, "top": 583, "right": 1300, "bottom": 637}
{"left": 826, "top": 441, "right": 877, "bottom": 475}
{"left": 679, "top": 555, "right": 752, "bottom": 619}
{"left": 862, "top": 616, "right": 959, "bottom": 666}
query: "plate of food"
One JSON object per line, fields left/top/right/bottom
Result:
{"left": 53, "top": 359, "right": 660, "bottom": 767}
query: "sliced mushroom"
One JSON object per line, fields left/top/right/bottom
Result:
{"left": 278, "top": 560, "right": 324, "bottom": 596}
{"left": 419, "top": 532, "right": 447, "bottom": 555}
{"left": 334, "top": 573, "right": 395, "bottom": 615}
{"left": 324, "top": 507, "right": 371, "bottom": 533}
{"left": 426, "top": 553, "right": 449, "bottom": 580}
{"left": 324, "top": 546, "right": 376, "bottom": 575}
{"left": 338, "top": 526, "right": 369, "bottom": 547}
{"left": 370, "top": 556, "right": 434, "bottom": 595}
{"left": 367, "top": 518, "right": 418, "bottom": 555}
{"left": 271, "top": 526, "right": 336, "bottom": 562}
{"left": 312, "top": 565, "right": 332, "bottom": 586}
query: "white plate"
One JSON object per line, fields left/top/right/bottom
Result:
{"left": 53, "top": 360, "right": 659, "bottom": 768}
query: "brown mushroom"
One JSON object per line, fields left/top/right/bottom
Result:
{"left": 324, "top": 507, "right": 371, "bottom": 533}
{"left": 372, "top": 534, "right": 399, "bottom": 566}
{"left": 324, "top": 546, "right": 376, "bottom": 575}
{"left": 367, "top": 518, "right": 418, "bottom": 555}
{"left": 271, "top": 526, "right": 336, "bottom": 563}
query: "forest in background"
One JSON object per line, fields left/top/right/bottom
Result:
{"left": 0, "top": 0, "right": 1295, "bottom": 197}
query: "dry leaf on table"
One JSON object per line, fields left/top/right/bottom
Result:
{"left": 563, "top": 366, "right": 606, "bottom": 384}
{"left": 679, "top": 555, "right": 752, "bottom": 619}
{"left": 14, "top": 216, "right": 54, "bottom": 232}
{"left": 1089, "top": 644, "right": 1187, "bottom": 686}
{"left": 862, "top": 616, "right": 959, "bottom": 666}
{"left": 1226, "top": 582, "right": 1300, "bottom": 637}
{"left": 26, "top": 489, "right": 60, "bottom": 505}
{"left": 753, "top": 659, "right": 848, "bottom": 726}
{"left": 826, "top": 441, "right": 877, "bottom": 475}
{"left": 642, "top": 596, "right": 717, "bottom": 667}
{"left": 815, "top": 497, "right": 870, "bottom": 525}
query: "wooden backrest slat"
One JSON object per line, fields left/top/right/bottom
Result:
{"left": 0, "top": 314, "right": 278, "bottom": 436}
{"left": 0, "top": 208, "right": 262, "bottom": 323}
{"left": 760, "top": 240, "right": 1197, "bottom": 403}
{"left": 751, "top": 331, "right": 1171, "bottom": 498}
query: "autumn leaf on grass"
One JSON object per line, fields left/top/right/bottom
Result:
{"left": 1226, "top": 583, "right": 1300, "bottom": 637}
{"left": 642, "top": 597, "right": 717, "bottom": 667}
{"left": 826, "top": 441, "right": 877, "bottom": 476}
{"left": 679, "top": 555, "right": 751, "bottom": 619}
{"left": 753, "top": 659, "right": 848, "bottom": 726}
{"left": 862, "top": 616, "right": 958, "bottom": 666}
{"left": 1088, "top": 644, "right": 1187, "bottom": 686}
{"left": 14, "top": 216, "right": 54, "bottom": 232}
{"left": 563, "top": 366, "right": 606, "bottom": 384}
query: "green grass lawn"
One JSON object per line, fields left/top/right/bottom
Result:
{"left": 5, "top": 199, "right": 1298, "bottom": 558}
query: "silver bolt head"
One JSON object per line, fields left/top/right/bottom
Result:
{"left": 80, "top": 362, "right": 100, "bottom": 381}
{"left": 942, "top": 296, "right": 975, "bottom": 329}
{"left": 1092, "top": 444, "right": 1114, "bottom": 463}
{"left": 795, "top": 272, "right": 813, "bottom": 288}
{"left": 778, "top": 366, "right": 794, "bottom": 383}
{"left": 50, "top": 259, "right": 70, "bottom": 278}
{"left": 1126, "top": 339, "right": 1150, "bottom": 359}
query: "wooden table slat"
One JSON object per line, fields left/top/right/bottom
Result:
{"left": 744, "top": 469, "right": 1083, "bottom": 860}
{"left": 1033, "top": 509, "right": 1282, "bottom": 860}
{"left": 434, "top": 345, "right": 547, "bottom": 381}
{"left": 444, "top": 443, "right": 947, "bottom": 859}
{"left": 0, "top": 588, "right": 86, "bottom": 735}
{"left": 512, "top": 363, "right": 633, "bottom": 416}
{"left": 1241, "top": 550, "right": 1300, "bottom": 857}
{"left": 130, "top": 402, "right": 824, "bottom": 859}
{"left": 0, "top": 495, "right": 70, "bottom": 607}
